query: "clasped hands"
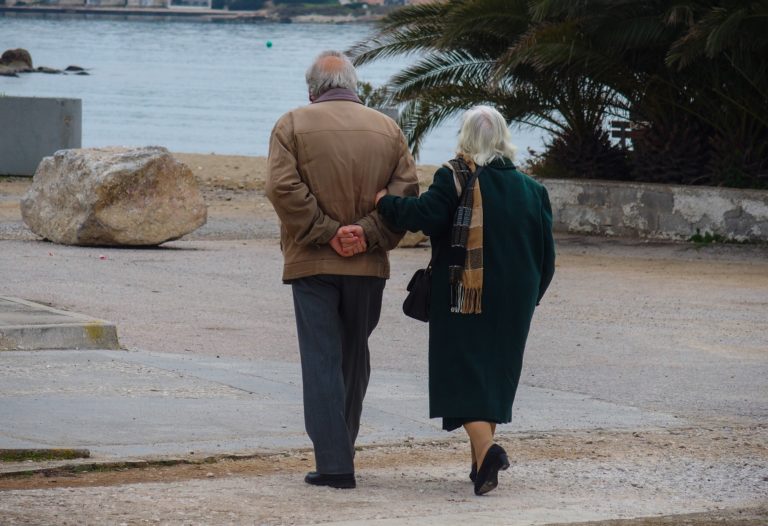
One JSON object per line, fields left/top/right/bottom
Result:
{"left": 328, "top": 188, "right": 389, "bottom": 258}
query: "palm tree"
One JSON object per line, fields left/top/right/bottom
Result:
{"left": 352, "top": 0, "right": 767, "bottom": 187}
{"left": 511, "top": 0, "right": 768, "bottom": 186}
{"left": 348, "top": 0, "right": 629, "bottom": 179}
{"left": 666, "top": 1, "right": 768, "bottom": 187}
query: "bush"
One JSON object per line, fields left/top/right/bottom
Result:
{"left": 530, "top": 128, "right": 630, "bottom": 181}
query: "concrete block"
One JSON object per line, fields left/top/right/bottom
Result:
{"left": 0, "top": 96, "right": 82, "bottom": 176}
{"left": 0, "top": 297, "right": 119, "bottom": 351}
{"left": 540, "top": 177, "right": 768, "bottom": 242}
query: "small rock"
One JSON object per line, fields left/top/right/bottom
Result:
{"left": 35, "top": 66, "right": 62, "bottom": 74}
{"left": 65, "top": 65, "right": 86, "bottom": 72}
{"left": 206, "top": 472, "right": 214, "bottom": 478}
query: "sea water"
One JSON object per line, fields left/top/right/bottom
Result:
{"left": 0, "top": 17, "right": 546, "bottom": 165}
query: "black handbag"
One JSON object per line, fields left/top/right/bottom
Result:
{"left": 402, "top": 255, "right": 435, "bottom": 322}
{"left": 401, "top": 161, "right": 483, "bottom": 322}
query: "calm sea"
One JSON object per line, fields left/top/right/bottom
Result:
{"left": 0, "top": 17, "right": 545, "bottom": 165}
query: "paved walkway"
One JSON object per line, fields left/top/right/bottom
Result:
{"left": 1, "top": 238, "right": 766, "bottom": 524}
{"left": 0, "top": 347, "right": 678, "bottom": 467}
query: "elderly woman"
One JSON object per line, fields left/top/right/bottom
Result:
{"left": 375, "top": 106, "right": 555, "bottom": 496}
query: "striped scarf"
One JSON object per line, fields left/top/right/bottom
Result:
{"left": 444, "top": 156, "right": 484, "bottom": 314}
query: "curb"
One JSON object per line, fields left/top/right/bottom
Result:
{"left": 0, "top": 451, "right": 284, "bottom": 479}
{"left": 0, "top": 297, "right": 119, "bottom": 351}
{"left": 0, "top": 448, "right": 90, "bottom": 462}
{"left": 0, "top": 438, "right": 465, "bottom": 479}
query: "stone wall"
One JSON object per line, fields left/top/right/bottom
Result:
{"left": 0, "top": 96, "right": 81, "bottom": 176}
{"left": 543, "top": 178, "right": 768, "bottom": 242}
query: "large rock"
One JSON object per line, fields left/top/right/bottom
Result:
{"left": 21, "top": 147, "right": 207, "bottom": 246}
{"left": 398, "top": 230, "right": 428, "bottom": 248}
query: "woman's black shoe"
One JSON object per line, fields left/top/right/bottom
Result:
{"left": 473, "top": 444, "right": 509, "bottom": 495}
{"left": 469, "top": 462, "right": 477, "bottom": 483}
{"left": 304, "top": 471, "right": 356, "bottom": 489}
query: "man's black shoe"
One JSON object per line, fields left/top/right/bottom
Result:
{"left": 304, "top": 471, "right": 356, "bottom": 489}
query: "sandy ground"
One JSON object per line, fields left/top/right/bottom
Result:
{"left": 1, "top": 154, "right": 767, "bottom": 525}
{"left": 0, "top": 426, "right": 765, "bottom": 525}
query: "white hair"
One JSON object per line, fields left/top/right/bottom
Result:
{"left": 456, "top": 106, "right": 516, "bottom": 166}
{"left": 305, "top": 50, "right": 358, "bottom": 99}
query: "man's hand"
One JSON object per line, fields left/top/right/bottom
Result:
{"left": 329, "top": 225, "right": 367, "bottom": 257}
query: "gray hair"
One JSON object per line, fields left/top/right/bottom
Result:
{"left": 456, "top": 106, "right": 516, "bottom": 166}
{"left": 305, "top": 50, "right": 358, "bottom": 99}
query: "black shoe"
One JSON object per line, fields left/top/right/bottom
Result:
{"left": 473, "top": 444, "right": 509, "bottom": 496}
{"left": 304, "top": 471, "right": 356, "bottom": 489}
{"left": 469, "top": 462, "right": 477, "bottom": 483}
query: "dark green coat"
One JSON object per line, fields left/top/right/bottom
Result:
{"left": 378, "top": 158, "right": 555, "bottom": 424}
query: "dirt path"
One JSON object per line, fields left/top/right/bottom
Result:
{"left": 1, "top": 426, "right": 765, "bottom": 524}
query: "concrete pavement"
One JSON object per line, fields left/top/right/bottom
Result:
{"left": 0, "top": 347, "right": 679, "bottom": 467}
{"left": 0, "top": 237, "right": 766, "bottom": 524}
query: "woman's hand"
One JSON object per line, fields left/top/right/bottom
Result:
{"left": 375, "top": 188, "right": 388, "bottom": 206}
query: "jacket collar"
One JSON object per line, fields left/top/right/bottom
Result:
{"left": 488, "top": 157, "right": 516, "bottom": 169}
{"left": 312, "top": 88, "right": 363, "bottom": 104}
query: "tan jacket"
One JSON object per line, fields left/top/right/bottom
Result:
{"left": 266, "top": 92, "right": 419, "bottom": 281}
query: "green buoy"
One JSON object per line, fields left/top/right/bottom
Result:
{"left": 266, "top": 41, "right": 273, "bottom": 48}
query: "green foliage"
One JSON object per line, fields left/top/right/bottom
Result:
{"left": 688, "top": 228, "right": 757, "bottom": 246}
{"left": 540, "top": 128, "right": 630, "bottom": 181}
{"left": 357, "top": 81, "right": 389, "bottom": 108}
{"left": 350, "top": 0, "right": 768, "bottom": 188}
{"left": 689, "top": 229, "right": 728, "bottom": 245}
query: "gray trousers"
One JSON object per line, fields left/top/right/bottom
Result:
{"left": 291, "top": 274, "right": 386, "bottom": 474}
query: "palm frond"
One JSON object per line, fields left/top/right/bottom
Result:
{"left": 374, "top": 2, "right": 449, "bottom": 31}
{"left": 704, "top": 6, "right": 748, "bottom": 57}
{"left": 667, "top": 2, "right": 768, "bottom": 69}
{"left": 397, "top": 99, "right": 464, "bottom": 158}
{"left": 348, "top": 25, "right": 443, "bottom": 66}
{"left": 387, "top": 51, "right": 496, "bottom": 96}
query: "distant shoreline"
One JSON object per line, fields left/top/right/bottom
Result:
{"left": 0, "top": 5, "right": 385, "bottom": 23}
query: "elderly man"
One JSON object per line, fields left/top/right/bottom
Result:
{"left": 265, "top": 50, "right": 418, "bottom": 489}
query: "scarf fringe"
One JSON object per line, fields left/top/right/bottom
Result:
{"left": 450, "top": 283, "right": 483, "bottom": 314}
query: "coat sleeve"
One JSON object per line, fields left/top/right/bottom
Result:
{"left": 264, "top": 114, "right": 340, "bottom": 246}
{"left": 354, "top": 131, "right": 419, "bottom": 251}
{"left": 537, "top": 186, "right": 556, "bottom": 305}
{"left": 376, "top": 166, "right": 459, "bottom": 237}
